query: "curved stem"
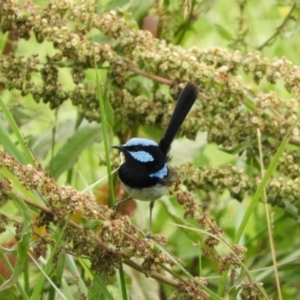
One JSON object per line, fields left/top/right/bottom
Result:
{"left": 257, "top": 3, "right": 296, "bottom": 51}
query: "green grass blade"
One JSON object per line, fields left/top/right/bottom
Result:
{"left": 0, "top": 97, "right": 35, "bottom": 165}
{"left": 88, "top": 274, "right": 114, "bottom": 300}
{"left": 0, "top": 244, "right": 28, "bottom": 300}
{"left": 154, "top": 239, "right": 223, "bottom": 300}
{"left": 0, "top": 118, "right": 26, "bottom": 164}
{"left": 61, "top": 278, "right": 75, "bottom": 300}
{"left": 29, "top": 220, "right": 70, "bottom": 300}
{"left": 96, "top": 80, "right": 115, "bottom": 207}
{"left": 66, "top": 255, "right": 88, "bottom": 295}
{"left": 0, "top": 193, "right": 32, "bottom": 298}
{"left": 0, "top": 277, "right": 15, "bottom": 300}
{"left": 234, "top": 125, "right": 297, "bottom": 243}
{"left": 28, "top": 254, "right": 68, "bottom": 300}
{"left": 217, "top": 121, "right": 298, "bottom": 296}
{"left": 117, "top": 264, "right": 128, "bottom": 300}
{"left": 171, "top": 223, "right": 269, "bottom": 298}
{"left": 95, "top": 48, "right": 123, "bottom": 300}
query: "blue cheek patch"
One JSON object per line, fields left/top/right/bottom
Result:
{"left": 129, "top": 151, "right": 154, "bottom": 162}
{"left": 149, "top": 164, "right": 168, "bottom": 179}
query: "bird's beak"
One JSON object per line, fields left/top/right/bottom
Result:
{"left": 113, "top": 145, "right": 126, "bottom": 164}
{"left": 112, "top": 145, "right": 125, "bottom": 151}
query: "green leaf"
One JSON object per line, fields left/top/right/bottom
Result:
{"left": 129, "top": 270, "right": 160, "bottom": 300}
{"left": 282, "top": 199, "right": 299, "bottom": 220}
{"left": 61, "top": 277, "right": 75, "bottom": 300}
{"left": 199, "top": 143, "right": 235, "bottom": 166}
{"left": 104, "top": 94, "right": 114, "bottom": 130}
{"left": 30, "top": 220, "right": 70, "bottom": 300}
{"left": 29, "top": 119, "right": 78, "bottom": 160}
{"left": 218, "top": 121, "right": 298, "bottom": 297}
{"left": 55, "top": 252, "right": 66, "bottom": 288}
{"left": 0, "top": 276, "right": 15, "bottom": 300}
{"left": 96, "top": 79, "right": 115, "bottom": 206}
{"left": 214, "top": 24, "right": 233, "bottom": 40}
{"left": 46, "top": 124, "right": 102, "bottom": 179}
{"left": 88, "top": 275, "right": 114, "bottom": 300}
{"left": 0, "top": 97, "right": 35, "bottom": 165}
{"left": 102, "top": 82, "right": 114, "bottom": 149}
{"left": 0, "top": 118, "right": 27, "bottom": 164}
{"left": 81, "top": 218, "right": 103, "bottom": 230}
{"left": 0, "top": 193, "right": 32, "bottom": 294}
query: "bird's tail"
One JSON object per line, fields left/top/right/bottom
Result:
{"left": 159, "top": 83, "right": 198, "bottom": 155}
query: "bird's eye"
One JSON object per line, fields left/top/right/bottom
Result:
{"left": 132, "top": 146, "right": 141, "bottom": 151}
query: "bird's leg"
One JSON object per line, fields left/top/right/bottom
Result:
{"left": 112, "top": 197, "right": 132, "bottom": 213}
{"left": 146, "top": 200, "right": 155, "bottom": 238}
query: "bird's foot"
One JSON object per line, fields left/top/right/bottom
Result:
{"left": 112, "top": 203, "right": 120, "bottom": 214}
{"left": 112, "top": 197, "right": 132, "bottom": 214}
{"left": 145, "top": 232, "right": 153, "bottom": 239}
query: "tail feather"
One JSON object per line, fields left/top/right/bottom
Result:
{"left": 159, "top": 83, "right": 198, "bottom": 155}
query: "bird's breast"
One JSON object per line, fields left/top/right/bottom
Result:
{"left": 120, "top": 182, "right": 168, "bottom": 201}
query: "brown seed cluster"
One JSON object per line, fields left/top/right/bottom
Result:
{"left": 240, "top": 281, "right": 264, "bottom": 300}
{"left": 0, "top": 150, "right": 175, "bottom": 279}
{"left": 218, "top": 244, "right": 247, "bottom": 273}
{"left": 173, "top": 277, "right": 209, "bottom": 300}
{"left": 177, "top": 162, "right": 300, "bottom": 214}
{"left": 0, "top": 214, "right": 8, "bottom": 234}
{"left": 174, "top": 186, "right": 247, "bottom": 277}
{"left": 1, "top": 0, "right": 300, "bottom": 144}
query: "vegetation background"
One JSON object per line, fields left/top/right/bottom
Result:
{"left": 0, "top": 0, "right": 300, "bottom": 299}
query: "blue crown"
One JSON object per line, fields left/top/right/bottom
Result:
{"left": 124, "top": 138, "right": 158, "bottom": 147}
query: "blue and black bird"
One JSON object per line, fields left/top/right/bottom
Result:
{"left": 113, "top": 83, "right": 199, "bottom": 233}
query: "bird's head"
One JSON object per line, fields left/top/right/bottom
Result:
{"left": 113, "top": 137, "right": 167, "bottom": 171}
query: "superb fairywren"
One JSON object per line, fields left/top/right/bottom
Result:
{"left": 113, "top": 83, "right": 199, "bottom": 233}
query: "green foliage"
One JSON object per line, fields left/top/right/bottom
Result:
{"left": 46, "top": 123, "right": 102, "bottom": 179}
{"left": 1, "top": 0, "right": 300, "bottom": 299}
